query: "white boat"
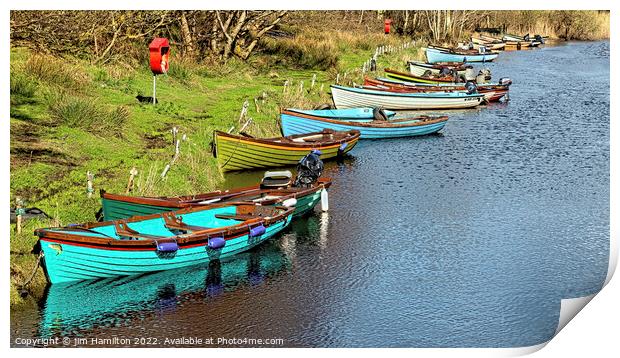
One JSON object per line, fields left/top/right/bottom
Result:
{"left": 330, "top": 85, "right": 484, "bottom": 110}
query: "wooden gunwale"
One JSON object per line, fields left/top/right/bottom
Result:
{"left": 331, "top": 85, "right": 484, "bottom": 100}
{"left": 101, "top": 178, "right": 332, "bottom": 208}
{"left": 215, "top": 130, "right": 360, "bottom": 151}
{"left": 428, "top": 45, "right": 498, "bottom": 55}
{"left": 365, "top": 77, "right": 509, "bottom": 93}
{"left": 281, "top": 110, "right": 448, "bottom": 128}
{"left": 385, "top": 68, "right": 458, "bottom": 84}
{"left": 35, "top": 203, "right": 294, "bottom": 249}
{"left": 407, "top": 61, "right": 470, "bottom": 71}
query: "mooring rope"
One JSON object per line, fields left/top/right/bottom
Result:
{"left": 17, "top": 251, "right": 43, "bottom": 290}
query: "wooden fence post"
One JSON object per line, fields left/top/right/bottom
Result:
{"left": 239, "top": 100, "right": 249, "bottom": 123}
{"left": 172, "top": 127, "right": 178, "bottom": 145}
{"left": 86, "top": 171, "right": 94, "bottom": 198}
{"left": 126, "top": 167, "right": 138, "bottom": 194}
{"left": 15, "top": 197, "right": 23, "bottom": 234}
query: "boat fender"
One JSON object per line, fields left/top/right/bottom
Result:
{"left": 282, "top": 198, "right": 297, "bottom": 208}
{"left": 208, "top": 236, "right": 226, "bottom": 250}
{"left": 249, "top": 224, "right": 266, "bottom": 237}
{"left": 320, "top": 188, "right": 329, "bottom": 212}
{"left": 157, "top": 241, "right": 179, "bottom": 252}
{"left": 465, "top": 81, "right": 477, "bottom": 94}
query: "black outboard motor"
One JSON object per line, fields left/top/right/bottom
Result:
{"left": 498, "top": 77, "right": 513, "bottom": 86}
{"left": 465, "top": 81, "right": 477, "bottom": 94}
{"left": 293, "top": 150, "right": 324, "bottom": 188}
{"left": 439, "top": 67, "right": 452, "bottom": 77}
{"left": 523, "top": 33, "right": 530, "bottom": 42}
{"left": 534, "top": 34, "right": 545, "bottom": 44}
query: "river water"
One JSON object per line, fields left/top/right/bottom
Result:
{"left": 11, "top": 40, "right": 609, "bottom": 348}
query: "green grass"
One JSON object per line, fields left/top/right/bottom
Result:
{"left": 9, "top": 34, "right": 425, "bottom": 307}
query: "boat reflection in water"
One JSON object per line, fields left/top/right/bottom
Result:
{"left": 38, "top": 242, "right": 292, "bottom": 338}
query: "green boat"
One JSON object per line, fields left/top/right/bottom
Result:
{"left": 101, "top": 176, "right": 332, "bottom": 221}
{"left": 214, "top": 129, "right": 360, "bottom": 171}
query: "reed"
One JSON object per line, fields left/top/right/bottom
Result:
{"left": 492, "top": 10, "right": 610, "bottom": 41}
{"left": 10, "top": 70, "right": 37, "bottom": 105}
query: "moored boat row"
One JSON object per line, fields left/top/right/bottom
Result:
{"left": 32, "top": 29, "right": 542, "bottom": 285}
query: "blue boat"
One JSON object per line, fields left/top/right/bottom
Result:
{"left": 35, "top": 202, "right": 294, "bottom": 284}
{"left": 285, "top": 108, "right": 396, "bottom": 120}
{"left": 281, "top": 110, "right": 449, "bottom": 139}
{"left": 425, "top": 47, "right": 499, "bottom": 63}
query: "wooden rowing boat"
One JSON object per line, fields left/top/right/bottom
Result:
{"left": 363, "top": 77, "right": 511, "bottom": 102}
{"left": 330, "top": 84, "right": 484, "bottom": 110}
{"left": 385, "top": 68, "right": 459, "bottom": 85}
{"left": 214, "top": 129, "right": 360, "bottom": 171}
{"left": 35, "top": 202, "right": 294, "bottom": 284}
{"left": 281, "top": 109, "right": 449, "bottom": 139}
{"left": 282, "top": 107, "right": 396, "bottom": 120}
{"left": 407, "top": 61, "right": 471, "bottom": 77}
{"left": 425, "top": 47, "right": 499, "bottom": 63}
{"left": 100, "top": 178, "right": 332, "bottom": 220}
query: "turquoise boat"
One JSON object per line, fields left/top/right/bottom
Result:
{"left": 38, "top": 244, "right": 291, "bottom": 338}
{"left": 425, "top": 47, "right": 499, "bottom": 63}
{"left": 285, "top": 108, "right": 396, "bottom": 120}
{"left": 35, "top": 202, "right": 294, "bottom": 284}
{"left": 281, "top": 110, "right": 448, "bottom": 139}
{"left": 100, "top": 177, "right": 331, "bottom": 221}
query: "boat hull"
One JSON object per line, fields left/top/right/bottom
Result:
{"left": 425, "top": 48, "right": 499, "bottom": 63}
{"left": 102, "top": 187, "right": 325, "bottom": 221}
{"left": 331, "top": 85, "right": 483, "bottom": 110}
{"left": 408, "top": 62, "right": 467, "bottom": 77}
{"left": 280, "top": 113, "right": 448, "bottom": 139}
{"left": 215, "top": 131, "right": 359, "bottom": 171}
{"left": 39, "top": 215, "right": 292, "bottom": 284}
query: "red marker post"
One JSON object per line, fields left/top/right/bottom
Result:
{"left": 384, "top": 19, "right": 392, "bottom": 35}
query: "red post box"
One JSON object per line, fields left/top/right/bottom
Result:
{"left": 149, "top": 38, "right": 170, "bottom": 75}
{"left": 384, "top": 19, "right": 392, "bottom": 34}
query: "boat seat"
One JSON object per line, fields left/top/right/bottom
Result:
{"left": 114, "top": 220, "right": 165, "bottom": 240}
{"left": 214, "top": 214, "right": 259, "bottom": 221}
{"left": 161, "top": 212, "right": 210, "bottom": 233}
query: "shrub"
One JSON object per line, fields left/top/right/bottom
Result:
{"left": 49, "top": 95, "right": 129, "bottom": 135}
{"left": 25, "top": 54, "right": 89, "bottom": 91}
{"left": 260, "top": 35, "right": 338, "bottom": 70}
{"left": 166, "top": 60, "right": 194, "bottom": 85}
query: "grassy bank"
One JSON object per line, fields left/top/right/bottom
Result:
{"left": 10, "top": 29, "right": 424, "bottom": 307}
